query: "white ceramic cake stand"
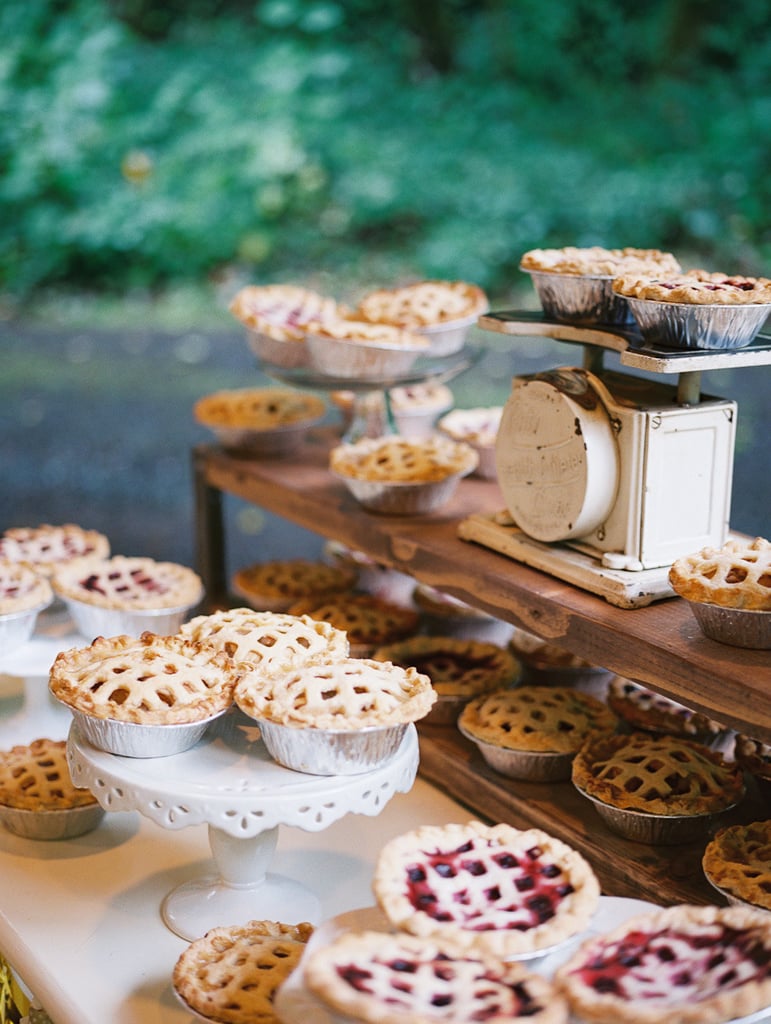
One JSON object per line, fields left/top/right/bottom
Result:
{"left": 67, "top": 709, "right": 419, "bottom": 940}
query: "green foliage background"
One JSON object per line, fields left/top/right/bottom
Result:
{"left": 1, "top": 0, "right": 770, "bottom": 310}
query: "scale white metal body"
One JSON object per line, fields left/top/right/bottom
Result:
{"left": 459, "top": 312, "right": 771, "bottom": 607}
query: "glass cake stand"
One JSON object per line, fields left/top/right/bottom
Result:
{"left": 67, "top": 708, "right": 419, "bottom": 940}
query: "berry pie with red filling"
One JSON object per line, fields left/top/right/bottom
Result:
{"left": 51, "top": 554, "right": 203, "bottom": 611}
{"left": 613, "top": 269, "right": 771, "bottom": 305}
{"left": 0, "top": 523, "right": 109, "bottom": 576}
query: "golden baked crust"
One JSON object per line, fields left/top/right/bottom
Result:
{"left": 235, "top": 656, "right": 435, "bottom": 729}
{"left": 571, "top": 731, "right": 744, "bottom": 816}
{"left": 355, "top": 279, "right": 489, "bottom": 328}
{"left": 373, "top": 820, "right": 600, "bottom": 959}
{"left": 0, "top": 523, "right": 110, "bottom": 576}
{"left": 51, "top": 554, "right": 203, "bottom": 611}
{"left": 49, "top": 631, "right": 238, "bottom": 724}
{"left": 306, "top": 316, "right": 430, "bottom": 351}
{"left": 668, "top": 536, "right": 771, "bottom": 610}
{"left": 330, "top": 435, "right": 477, "bottom": 483}
{"left": 607, "top": 676, "right": 725, "bottom": 741}
{"left": 735, "top": 733, "right": 771, "bottom": 782}
{"left": 613, "top": 269, "right": 771, "bottom": 304}
{"left": 193, "top": 387, "right": 326, "bottom": 430}
{"left": 304, "top": 929, "right": 569, "bottom": 1024}
{"left": 508, "top": 628, "right": 593, "bottom": 671}
{"left": 520, "top": 246, "right": 680, "bottom": 277}
{"left": 232, "top": 558, "right": 356, "bottom": 612}
{"left": 459, "top": 685, "right": 616, "bottom": 754}
{"left": 438, "top": 406, "right": 502, "bottom": 447}
{"left": 288, "top": 592, "right": 419, "bottom": 649}
{"left": 173, "top": 918, "right": 313, "bottom": 1024}
{"left": 702, "top": 819, "right": 771, "bottom": 910}
{"left": 372, "top": 635, "right": 520, "bottom": 699}
{"left": 554, "top": 903, "right": 771, "bottom": 1024}
{"left": 0, "top": 738, "right": 98, "bottom": 811}
{"left": 229, "top": 283, "right": 340, "bottom": 341}
{"left": 0, "top": 562, "right": 53, "bottom": 614}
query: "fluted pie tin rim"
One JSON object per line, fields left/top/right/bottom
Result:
{"left": 0, "top": 801, "right": 106, "bottom": 841}
{"left": 257, "top": 717, "right": 409, "bottom": 776}
{"left": 687, "top": 600, "right": 771, "bottom": 649}
{"left": 0, "top": 596, "right": 53, "bottom": 654}
{"left": 61, "top": 595, "right": 201, "bottom": 641}
{"left": 69, "top": 707, "right": 228, "bottom": 758}
{"left": 520, "top": 266, "right": 634, "bottom": 326}
{"left": 624, "top": 295, "right": 770, "bottom": 350}
{"left": 458, "top": 722, "right": 575, "bottom": 782}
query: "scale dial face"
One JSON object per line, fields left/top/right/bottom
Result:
{"left": 495, "top": 368, "right": 620, "bottom": 543}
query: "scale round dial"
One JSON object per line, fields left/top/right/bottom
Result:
{"left": 495, "top": 369, "right": 620, "bottom": 543}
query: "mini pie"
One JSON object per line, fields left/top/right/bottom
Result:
{"left": 554, "top": 903, "right": 771, "bottom": 1024}
{"left": 0, "top": 562, "right": 53, "bottom": 615}
{"left": 735, "top": 733, "right": 771, "bottom": 787}
{"left": 571, "top": 731, "right": 745, "bottom": 816}
{"left": 288, "top": 592, "right": 420, "bottom": 652}
{"left": 49, "top": 631, "right": 238, "bottom": 725}
{"left": 193, "top": 387, "right": 326, "bottom": 430}
{"left": 229, "top": 283, "right": 340, "bottom": 341}
{"left": 235, "top": 656, "right": 435, "bottom": 730}
{"left": 0, "top": 738, "right": 98, "bottom": 811}
{"left": 613, "top": 269, "right": 771, "bottom": 305}
{"left": 51, "top": 554, "right": 203, "bottom": 611}
{"left": 0, "top": 523, "right": 110, "bottom": 576}
{"left": 607, "top": 676, "right": 725, "bottom": 742}
{"left": 355, "top": 279, "right": 489, "bottom": 328}
{"left": 304, "top": 929, "right": 569, "bottom": 1024}
{"left": 438, "top": 406, "right": 502, "bottom": 447}
{"left": 172, "top": 918, "right": 313, "bottom": 1024}
{"left": 458, "top": 685, "right": 617, "bottom": 755}
{"left": 507, "top": 628, "right": 594, "bottom": 673}
{"left": 373, "top": 820, "right": 601, "bottom": 959}
{"left": 330, "top": 435, "right": 477, "bottom": 483}
{"left": 232, "top": 558, "right": 357, "bottom": 612}
{"left": 520, "top": 246, "right": 681, "bottom": 277}
{"left": 668, "top": 536, "right": 771, "bottom": 610}
{"left": 703, "top": 819, "right": 771, "bottom": 910}
{"left": 307, "top": 316, "right": 431, "bottom": 352}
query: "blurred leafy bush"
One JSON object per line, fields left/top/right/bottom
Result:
{"left": 1, "top": 0, "right": 770, "bottom": 308}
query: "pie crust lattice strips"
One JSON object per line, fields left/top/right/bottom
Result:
{"left": 613, "top": 269, "right": 771, "bottom": 305}
{"left": 372, "top": 820, "right": 601, "bottom": 959}
{"left": 235, "top": 656, "right": 435, "bottom": 730}
{"left": 173, "top": 918, "right": 314, "bottom": 1024}
{"left": 193, "top": 387, "right": 326, "bottom": 430}
{"left": 288, "top": 593, "right": 420, "bottom": 652}
{"left": 305, "top": 316, "right": 431, "bottom": 351}
{"left": 519, "top": 246, "right": 681, "bottom": 277}
{"left": 458, "top": 685, "right": 617, "bottom": 755}
{"left": 232, "top": 557, "right": 357, "bottom": 613}
{"left": 330, "top": 435, "right": 478, "bottom": 483}
{"left": 303, "top": 929, "right": 569, "bottom": 1024}
{"left": 702, "top": 819, "right": 771, "bottom": 910}
{"left": 51, "top": 554, "right": 203, "bottom": 611}
{"left": 0, "top": 523, "right": 110, "bottom": 576}
{"left": 735, "top": 734, "right": 771, "bottom": 797}
{"left": 668, "top": 536, "right": 771, "bottom": 611}
{"left": 49, "top": 631, "right": 239, "bottom": 725}
{"left": 0, "top": 738, "right": 99, "bottom": 811}
{"left": 554, "top": 903, "right": 771, "bottom": 1024}
{"left": 607, "top": 676, "right": 726, "bottom": 742}
{"left": 228, "top": 284, "right": 341, "bottom": 341}
{"left": 0, "top": 562, "right": 53, "bottom": 615}
{"left": 571, "top": 731, "right": 745, "bottom": 816}
{"left": 354, "top": 279, "right": 489, "bottom": 328}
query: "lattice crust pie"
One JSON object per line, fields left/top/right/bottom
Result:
{"left": 355, "top": 279, "right": 489, "bottom": 328}
{"left": 306, "top": 316, "right": 431, "bottom": 351}
{"left": 571, "top": 731, "right": 745, "bottom": 816}
{"left": 458, "top": 685, "right": 617, "bottom": 755}
{"left": 288, "top": 593, "right": 420, "bottom": 651}
{"left": 735, "top": 734, "right": 771, "bottom": 787}
{"left": 0, "top": 562, "right": 53, "bottom": 614}
{"left": 51, "top": 554, "right": 203, "bottom": 611}
{"left": 0, "top": 523, "right": 110, "bottom": 576}
{"left": 232, "top": 558, "right": 357, "bottom": 612}
{"left": 304, "top": 929, "right": 569, "bottom": 1024}
{"left": 371, "top": 636, "right": 520, "bottom": 699}
{"left": 702, "top": 820, "right": 771, "bottom": 911}
{"left": 613, "top": 269, "right": 771, "bottom": 305}
{"left": 554, "top": 903, "right": 771, "bottom": 1024}
{"left": 229, "top": 284, "right": 341, "bottom": 341}
{"left": 330, "top": 435, "right": 477, "bottom": 483}
{"left": 235, "top": 656, "right": 435, "bottom": 730}
{"left": 173, "top": 918, "right": 313, "bottom": 1024}
{"left": 669, "top": 536, "right": 771, "bottom": 611}
{"left": 193, "top": 387, "right": 326, "bottom": 430}
{"left": 49, "top": 631, "right": 238, "bottom": 725}
{"left": 520, "top": 246, "right": 681, "bottom": 277}
{"left": 607, "top": 676, "right": 725, "bottom": 742}
{"left": 0, "top": 738, "right": 98, "bottom": 811}
{"left": 373, "top": 821, "right": 601, "bottom": 959}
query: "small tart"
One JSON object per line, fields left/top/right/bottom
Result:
{"left": 607, "top": 676, "right": 725, "bottom": 742}
{"left": 520, "top": 246, "right": 680, "bottom": 277}
{"left": 229, "top": 283, "right": 340, "bottom": 341}
{"left": 371, "top": 635, "right": 520, "bottom": 699}
{"left": 49, "top": 631, "right": 238, "bottom": 725}
{"left": 0, "top": 738, "right": 98, "bottom": 811}
{"left": 232, "top": 558, "right": 357, "bottom": 612}
{"left": 235, "top": 656, "right": 435, "bottom": 729}
{"left": 458, "top": 685, "right": 617, "bottom": 755}
{"left": 330, "top": 434, "right": 477, "bottom": 483}
{"left": 51, "top": 554, "right": 203, "bottom": 611}
{"left": 0, "top": 562, "right": 53, "bottom": 614}
{"left": 0, "top": 523, "right": 110, "bottom": 576}
{"left": 373, "top": 820, "right": 601, "bottom": 959}
{"left": 508, "top": 628, "right": 593, "bottom": 672}
{"left": 571, "top": 731, "right": 744, "bottom": 816}
{"left": 668, "top": 536, "right": 771, "bottom": 610}
{"left": 288, "top": 593, "right": 419, "bottom": 650}
{"left": 438, "top": 406, "right": 502, "bottom": 447}
{"left": 613, "top": 269, "right": 771, "bottom": 305}
{"left": 554, "top": 903, "right": 771, "bottom": 1024}
{"left": 735, "top": 734, "right": 771, "bottom": 785}
{"left": 193, "top": 387, "right": 326, "bottom": 430}
{"left": 355, "top": 279, "right": 489, "bottom": 329}
{"left": 304, "top": 929, "right": 569, "bottom": 1024}
{"left": 173, "top": 918, "right": 313, "bottom": 1024}
{"left": 703, "top": 820, "right": 771, "bottom": 910}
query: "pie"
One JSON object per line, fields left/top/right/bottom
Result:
{"left": 235, "top": 656, "right": 435, "bottom": 730}
{"left": 703, "top": 819, "right": 771, "bottom": 910}
{"left": 438, "top": 406, "right": 502, "bottom": 447}
{"left": 668, "top": 536, "right": 771, "bottom": 610}
{"left": 287, "top": 592, "right": 420, "bottom": 653}
{"left": 0, "top": 523, "right": 110, "bottom": 576}
{"left": 229, "top": 283, "right": 340, "bottom": 341}
{"left": 51, "top": 554, "right": 203, "bottom": 611}
{"left": 554, "top": 903, "right": 771, "bottom": 1024}
{"left": 613, "top": 269, "right": 771, "bottom": 305}
{"left": 507, "top": 627, "right": 594, "bottom": 673}
{"left": 571, "top": 731, "right": 745, "bottom": 816}
{"left": 330, "top": 435, "right": 477, "bottom": 483}
{"left": 232, "top": 558, "right": 357, "bottom": 612}
{"left": 373, "top": 820, "right": 601, "bottom": 959}
{"left": 304, "top": 929, "right": 569, "bottom": 1024}
{"left": 0, "top": 562, "right": 53, "bottom": 615}
{"left": 306, "top": 316, "right": 431, "bottom": 350}
{"left": 354, "top": 279, "right": 489, "bottom": 328}
{"left": 0, "top": 738, "right": 99, "bottom": 811}
{"left": 49, "top": 631, "right": 239, "bottom": 725}
{"left": 734, "top": 734, "right": 771, "bottom": 803}
{"left": 173, "top": 918, "right": 313, "bottom": 1024}
{"left": 520, "top": 246, "right": 681, "bottom": 277}
{"left": 607, "top": 676, "right": 725, "bottom": 742}
{"left": 193, "top": 387, "right": 326, "bottom": 430}
{"left": 458, "top": 685, "right": 617, "bottom": 755}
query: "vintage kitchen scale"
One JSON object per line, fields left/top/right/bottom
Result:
{"left": 458, "top": 311, "right": 771, "bottom": 608}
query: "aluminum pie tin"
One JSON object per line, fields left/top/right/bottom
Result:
{"left": 686, "top": 600, "right": 771, "bottom": 649}
{"left": 68, "top": 707, "right": 228, "bottom": 758}
{"left": 0, "top": 597, "right": 53, "bottom": 654}
{"left": 704, "top": 873, "right": 771, "bottom": 912}
{"left": 417, "top": 313, "right": 480, "bottom": 356}
{"left": 521, "top": 267, "right": 634, "bottom": 326}
{"left": 458, "top": 723, "right": 575, "bottom": 782}
{"left": 247, "top": 329, "right": 310, "bottom": 368}
{"left": 0, "top": 801, "right": 105, "bottom": 840}
{"left": 624, "top": 296, "right": 770, "bottom": 350}
{"left": 305, "top": 332, "right": 427, "bottom": 380}
{"left": 256, "top": 717, "right": 409, "bottom": 775}
{"left": 204, "top": 415, "right": 325, "bottom": 458}
{"left": 61, "top": 594, "right": 202, "bottom": 640}
{"left": 332, "top": 462, "right": 476, "bottom": 516}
